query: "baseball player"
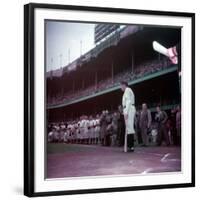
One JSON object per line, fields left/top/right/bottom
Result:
{"left": 120, "top": 81, "right": 136, "bottom": 152}
{"left": 79, "top": 116, "right": 84, "bottom": 144}
{"left": 63, "top": 128, "right": 68, "bottom": 143}
{"left": 88, "top": 116, "right": 93, "bottom": 144}
{"left": 95, "top": 115, "right": 100, "bottom": 144}
{"left": 84, "top": 116, "right": 89, "bottom": 144}
{"left": 48, "top": 127, "right": 56, "bottom": 143}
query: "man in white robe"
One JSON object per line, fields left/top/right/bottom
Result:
{"left": 120, "top": 81, "right": 136, "bottom": 152}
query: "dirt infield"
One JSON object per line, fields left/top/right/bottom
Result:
{"left": 47, "top": 144, "right": 181, "bottom": 179}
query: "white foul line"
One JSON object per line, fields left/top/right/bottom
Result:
{"left": 161, "top": 153, "right": 171, "bottom": 162}
{"left": 161, "top": 153, "right": 180, "bottom": 162}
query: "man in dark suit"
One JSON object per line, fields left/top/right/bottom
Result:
{"left": 117, "top": 105, "right": 125, "bottom": 147}
{"left": 155, "top": 105, "right": 170, "bottom": 146}
{"left": 100, "top": 110, "right": 107, "bottom": 146}
{"left": 139, "top": 103, "right": 152, "bottom": 146}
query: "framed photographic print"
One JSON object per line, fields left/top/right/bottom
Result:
{"left": 24, "top": 3, "right": 195, "bottom": 197}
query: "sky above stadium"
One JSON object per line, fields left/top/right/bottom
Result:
{"left": 46, "top": 21, "right": 95, "bottom": 72}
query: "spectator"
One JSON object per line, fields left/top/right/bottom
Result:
{"left": 48, "top": 58, "right": 171, "bottom": 106}
{"left": 100, "top": 110, "right": 107, "bottom": 146}
{"left": 139, "top": 103, "right": 152, "bottom": 146}
{"left": 110, "top": 112, "right": 119, "bottom": 146}
{"left": 155, "top": 105, "right": 170, "bottom": 146}
{"left": 117, "top": 105, "right": 125, "bottom": 147}
{"left": 168, "top": 109, "right": 177, "bottom": 145}
{"left": 134, "top": 110, "right": 142, "bottom": 145}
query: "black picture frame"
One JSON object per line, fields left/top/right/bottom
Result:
{"left": 24, "top": 3, "right": 195, "bottom": 197}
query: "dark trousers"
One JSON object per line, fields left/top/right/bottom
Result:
{"left": 136, "top": 129, "right": 143, "bottom": 144}
{"left": 127, "top": 134, "right": 134, "bottom": 149}
{"left": 118, "top": 124, "right": 125, "bottom": 146}
{"left": 141, "top": 127, "right": 148, "bottom": 145}
{"left": 157, "top": 123, "right": 170, "bottom": 146}
{"left": 105, "top": 134, "right": 111, "bottom": 146}
{"left": 170, "top": 127, "right": 177, "bottom": 145}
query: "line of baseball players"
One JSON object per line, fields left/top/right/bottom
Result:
{"left": 48, "top": 115, "right": 101, "bottom": 145}
{"left": 47, "top": 104, "right": 181, "bottom": 150}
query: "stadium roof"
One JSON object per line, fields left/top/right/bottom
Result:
{"left": 46, "top": 25, "right": 142, "bottom": 78}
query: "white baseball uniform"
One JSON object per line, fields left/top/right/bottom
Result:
{"left": 80, "top": 119, "right": 84, "bottom": 139}
{"left": 84, "top": 120, "right": 89, "bottom": 139}
{"left": 48, "top": 131, "right": 54, "bottom": 142}
{"left": 90, "top": 120, "right": 95, "bottom": 138}
{"left": 95, "top": 119, "right": 100, "bottom": 138}
{"left": 122, "top": 87, "right": 136, "bottom": 134}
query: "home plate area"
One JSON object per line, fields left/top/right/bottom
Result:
{"left": 47, "top": 144, "right": 181, "bottom": 179}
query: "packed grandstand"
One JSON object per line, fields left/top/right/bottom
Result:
{"left": 47, "top": 58, "right": 172, "bottom": 106}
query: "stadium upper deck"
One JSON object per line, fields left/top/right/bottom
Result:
{"left": 46, "top": 25, "right": 181, "bottom": 121}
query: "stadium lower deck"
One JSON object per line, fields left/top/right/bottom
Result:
{"left": 47, "top": 144, "right": 181, "bottom": 179}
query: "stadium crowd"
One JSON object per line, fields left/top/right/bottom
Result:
{"left": 47, "top": 58, "right": 172, "bottom": 106}
{"left": 47, "top": 104, "right": 181, "bottom": 147}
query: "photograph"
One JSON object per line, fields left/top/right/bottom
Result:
{"left": 46, "top": 21, "right": 182, "bottom": 179}
{"left": 24, "top": 3, "right": 195, "bottom": 196}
